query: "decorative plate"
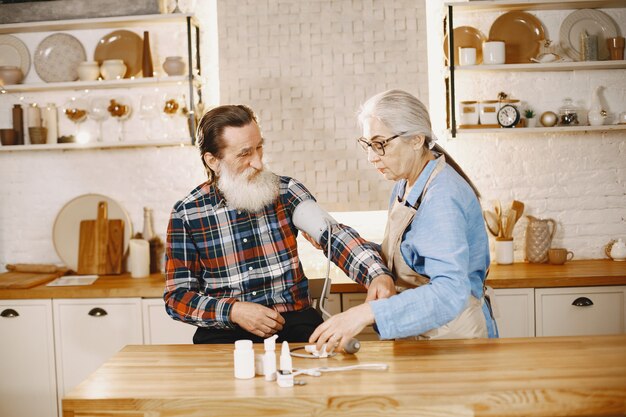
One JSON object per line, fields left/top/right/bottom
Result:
{"left": 52, "top": 193, "right": 132, "bottom": 271}
{"left": 0, "top": 34, "right": 30, "bottom": 77}
{"left": 559, "top": 9, "right": 618, "bottom": 61}
{"left": 443, "top": 26, "right": 486, "bottom": 65}
{"left": 34, "top": 33, "right": 86, "bottom": 82}
{"left": 94, "top": 30, "right": 143, "bottom": 78}
{"left": 489, "top": 11, "right": 546, "bottom": 64}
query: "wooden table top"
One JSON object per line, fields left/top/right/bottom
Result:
{"left": 1, "top": 259, "right": 624, "bottom": 300}
{"left": 62, "top": 335, "right": 626, "bottom": 417}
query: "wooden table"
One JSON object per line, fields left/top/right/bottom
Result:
{"left": 62, "top": 335, "right": 626, "bottom": 417}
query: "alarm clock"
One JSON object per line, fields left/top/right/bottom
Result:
{"left": 497, "top": 104, "right": 520, "bottom": 128}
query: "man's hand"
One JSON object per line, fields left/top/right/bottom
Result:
{"left": 230, "top": 302, "right": 285, "bottom": 338}
{"left": 309, "top": 302, "right": 375, "bottom": 352}
{"left": 366, "top": 274, "right": 396, "bottom": 301}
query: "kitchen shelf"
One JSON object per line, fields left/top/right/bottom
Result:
{"left": 0, "top": 76, "right": 195, "bottom": 93}
{"left": 444, "top": 0, "right": 625, "bottom": 13}
{"left": 453, "top": 60, "right": 626, "bottom": 72}
{"left": 0, "top": 13, "right": 199, "bottom": 34}
{"left": 455, "top": 124, "right": 626, "bottom": 135}
{"left": 0, "top": 140, "right": 192, "bottom": 152}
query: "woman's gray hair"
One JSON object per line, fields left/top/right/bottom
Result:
{"left": 357, "top": 89, "right": 437, "bottom": 149}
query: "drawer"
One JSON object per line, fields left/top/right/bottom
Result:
{"left": 535, "top": 286, "right": 626, "bottom": 337}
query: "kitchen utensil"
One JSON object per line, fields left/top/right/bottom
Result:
{"left": 559, "top": 9, "right": 618, "bottom": 61}
{"left": 503, "top": 208, "right": 517, "bottom": 239}
{"left": 34, "top": 33, "right": 86, "bottom": 82}
{"left": 77, "top": 201, "right": 124, "bottom": 275}
{"left": 0, "top": 270, "right": 67, "bottom": 289}
{"left": 493, "top": 200, "right": 503, "bottom": 237}
{"left": 483, "top": 210, "right": 500, "bottom": 237}
{"left": 94, "top": 30, "right": 143, "bottom": 78}
{"left": 0, "top": 34, "right": 30, "bottom": 77}
{"left": 6, "top": 263, "right": 67, "bottom": 273}
{"left": 443, "top": 26, "right": 486, "bottom": 66}
{"left": 510, "top": 200, "right": 524, "bottom": 224}
{"left": 489, "top": 11, "right": 545, "bottom": 63}
{"left": 53, "top": 193, "right": 132, "bottom": 271}
{"left": 525, "top": 215, "right": 556, "bottom": 263}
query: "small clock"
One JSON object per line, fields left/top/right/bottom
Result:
{"left": 497, "top": 104, "right": 520, "bottom": 128}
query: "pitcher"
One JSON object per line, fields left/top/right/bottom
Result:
{"left": 525, "top": 215, "right": 557, "bottom": 263}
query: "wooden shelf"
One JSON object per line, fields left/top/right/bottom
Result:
{"left": 0, "top": 76, "right": 194, "bottom": 94}
{"left": 455, "top": 124, "right": 626, "bottom": 134}
{"left": 453, "top": 60, "right": 626, "bottom": 72}
{"left": 0, "top": 139, "right": 192, "bottom": 152}
{"left": 0, "top": 13, "right": 198, "bottom": 34}
{"left": 445, "top": 0, "right": 625, "bottom": 13}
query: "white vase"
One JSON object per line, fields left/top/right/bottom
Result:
{"left": 101, "top": 59, "right": 126, "bottom": 80}
{"left": 162, "top": 56, "right": 186, "bottom": 76}
{"left": 77, "top": 61, "right": 100, "bottom": 81}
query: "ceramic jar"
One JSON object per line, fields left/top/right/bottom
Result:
{"left": 162, "top": 56, "right": 186, "bottom": 76}
{"left": 77, "top": 61, "right": 100, "bottom": 81}
{"left": 100, "top": 59, "right": 126, "bottom": 80}
{"left": 605, "top": 239, "right": 626, "bottom": 261}
{"left": 0, "top": 66, "right": 24, "bottom": 85}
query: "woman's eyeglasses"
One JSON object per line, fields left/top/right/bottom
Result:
{"left": 357, "top": 132, "right": 405, "bottom": 156}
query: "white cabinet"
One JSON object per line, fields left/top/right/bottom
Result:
{"left": 0, "top": 300, "right": 57, "bottom": 417}
{"left": 493, "top": 288, "right": 535, "bottom": 338}
{"left": 142, "top": 298, "right": 196, "bottom": 344}
{"left": 535, "top": 286, "right": 626, "bottom": 337}
{"left": 341, "top": 293, "right": 378, "bottom": 341}
{"left": 52, "top": 298, "right": 142, "bottom": 413}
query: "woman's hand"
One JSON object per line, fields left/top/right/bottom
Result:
{"left": 366, "top": 274, "right": 396, "bottom": 301}
{"left": 309, "top": 302, "right": 375, "bottom": 352}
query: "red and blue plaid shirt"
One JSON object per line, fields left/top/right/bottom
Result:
{"left": 164, "top": 176, "right": 390, "bottom": 329}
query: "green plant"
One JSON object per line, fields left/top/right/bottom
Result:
{"left": 524, "top": 108, "right": 535, "bottom": 118}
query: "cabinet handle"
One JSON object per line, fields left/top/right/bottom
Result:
{"left": 572, "top": 297, "right": 593, "bottom": 307}
{"left": 88, "top": 307, "right": 108, "bottom": 317}
{"left": 1, "top": 308, "right": 19, "bottom": 318}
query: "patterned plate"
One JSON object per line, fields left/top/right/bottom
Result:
{"left": 34, "top": 33, "right": 86, "bottom": 82}
{"left": 0, "top": 34, "right": 30, "bottom": 77}
{"left": 559, "top": 9, "right": 618, "bottom": 61}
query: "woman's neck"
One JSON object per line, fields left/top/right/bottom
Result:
{"left": 406, "top": 149, "right": 436, "bottom": 189}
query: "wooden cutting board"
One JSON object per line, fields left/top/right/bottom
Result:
{"left": 0, "top": 271, "right": 66, "bottom": 289}
{"left": 77, "top": 201, "right": 124, "bottom": 275}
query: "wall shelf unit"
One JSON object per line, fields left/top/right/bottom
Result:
{"left": 457, "top": 124, "right": 626, "bottom": 135}
{"left": 0, "top": 139, "right": 192, "bottom": 152}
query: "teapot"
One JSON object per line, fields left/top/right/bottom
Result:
{"left": 525, "top": 215, "right": 557, "bottom": 263}
{"left": 605, "top": 238, "right": 626, "bottom": 261}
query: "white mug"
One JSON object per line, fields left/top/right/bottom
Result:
{"left": 459, "top": 47, "right": 477, "bottom": 66}
{"left": 483, "top": 41, "right": 505, "bottom": 65}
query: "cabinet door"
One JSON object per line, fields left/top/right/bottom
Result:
{"left": 341, "top": 293, "right": 378, "bottom": 341}
{"left": 536, "top": 286, "right": 626, "bottom": 337}
{"left": 142, "top": 298, "right": 196, "bottom": 344}
{"left": 0, "top": 299, "right": 58, "bottom": 417}
{"left": 52, "top": 298, "right": 142, "bottom": 404}
{"left": 492, "top": 288, "right": 535, "bottom": 338}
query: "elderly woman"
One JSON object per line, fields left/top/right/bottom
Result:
{"left": 310, "top": 90, "right": 498, "bottom": 350}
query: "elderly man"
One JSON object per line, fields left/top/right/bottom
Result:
{"left": 165, "top": 104, "right": 395, "bottom": 344}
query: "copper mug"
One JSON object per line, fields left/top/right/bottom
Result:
{"left": 548, "top": 248, "right": 574, "bottom": 265}
{"left": 0, "top": 128, "right": 16, "bottom": 146}
{"left": 607, "top": 37, "right": 625, "bottom": 60}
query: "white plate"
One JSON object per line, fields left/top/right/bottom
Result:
{"left": 52, "top": 194, "right": 132, "bottom": 271}
{"left": 559, "top": 9, "right": 618, "bottom": 61}
{"left": 34, "top": 33, "right": 86, "bottom": 82}
{"left": 0, "top": 34, "right": 30, "bottom": 77}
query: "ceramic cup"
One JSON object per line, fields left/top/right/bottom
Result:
{"left": 459, "top": 47, "right": 477, "bottom": 66}
{"left": 162, "top": 56, "right": 186, "bottom": 76}
{"left": 101, "top": 59, "right": 127, "bottom": 80}
{"left": 459, "top": 101, "right": 479, "bottom": 125}
{"left": 0, "top": 128, "right": 16, "bottom": 146}
{"left": 0, "top": 66, "right": 24, "bottom": 85}
{"left": 548, "top": 248, "right": 574, "bottom": 265}
{"left": 479, "top": 100, "right": 500, "bottom": 125}
{"left": 495, "top": 238, "right": 514, "bottom": 265}
{"left": 607, "top": 37, "right": 625, "bottom": 60}
{"left": 483, "top": 41, "right": 506, "bottom": 65}
{"left": 77, "top": 61, "right": 101, "bottom": 81}
{"left": 28, "top": 127, "right": 48, "bottom": 145}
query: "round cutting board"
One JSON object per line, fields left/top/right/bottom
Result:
{"left": 53, "top": 194, "right": 132, "bottom": 271}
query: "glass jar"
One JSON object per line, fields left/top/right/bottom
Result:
{"left": 558, "top": 98, "right": 579, "bottom": 126}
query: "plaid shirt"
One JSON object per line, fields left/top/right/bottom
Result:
{"left": 164, "top": 176, "right": 391, "bottom": 329}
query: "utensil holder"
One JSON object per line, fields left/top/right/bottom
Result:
{"left": 495, "top": 238, "right": 514, "bottom": 265}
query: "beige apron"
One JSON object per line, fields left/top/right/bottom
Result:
{"left": 380, "top": 157, "right": 488, "bottom": 340}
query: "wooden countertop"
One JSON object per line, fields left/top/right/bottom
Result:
{"left": 1, "top": 259, "right": 625, "bottom": 300}
{"left": 62, "top": 335, "right": 626, "bottom": 417}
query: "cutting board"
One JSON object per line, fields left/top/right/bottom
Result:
{"left": 0, "top": 271, "right": 66, "bottom": 289}
{"left": 77, "top": 201, "right": 124, "bottom": 275}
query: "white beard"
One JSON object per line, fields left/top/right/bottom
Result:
{"left": 217, "top": 164, "right": 280, "bottom": 212}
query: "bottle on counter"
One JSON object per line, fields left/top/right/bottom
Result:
{"left": 42, "top": 103, "right": 58, "bottom": 144}
{"left": 142, "top": 207, "right": 164, "bottom": 273}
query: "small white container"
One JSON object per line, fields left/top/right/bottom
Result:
{"left": 129, "top": 239, "right": 150, "bottom": 278}
{"left": 77, "top": 61, "right": 100, "bottom": 81}
{"left": 459, "top": 101, "right": 479, "bottom": 126}
{"left": 479, "top": 100, "right": 500, "bottom": 125}
{"left": 162, "top": 56, "right": 186, "bottom": 76}
{"left": 234, "top": 340, "right": 255, "bottom": 379}
{"left": 483, "top": 41, "right": 506, "bottom": 64}
{"left": 459, "top": 47, "right": 476, "bottom": 66}
{"left": 101, "top": 59, "right": 126, "bottom": 80}
{"left": 495, "top": 238, "right": 514, "bottom": 265}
